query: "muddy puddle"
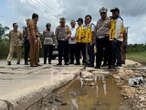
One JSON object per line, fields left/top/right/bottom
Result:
{"left": 46, "top": 75, "right": 128, "bottom": 110}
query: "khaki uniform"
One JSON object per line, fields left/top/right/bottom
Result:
{"left": 27, "top": 19, "right": 40, "bottom": 65}
{"left": 7, "top": 30, "right": 22, "bottom": 62}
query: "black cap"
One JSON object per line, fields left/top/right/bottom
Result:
{"left": 77, "top": 18, "right": 83, "bottom": 23}
{"left": 110, "top": 8, "right": 120, "bottom": 12}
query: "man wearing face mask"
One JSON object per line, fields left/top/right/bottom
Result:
{"left": 109, "top": 8, "right": 125, "bottom": 68}
{"left": 43, "top": 23, "right": 56, "bottom": 64}
{"left": 55, "top": 17, "right": 71, "bottom": 66}
{"left": 95, "top": 7, "right": 110, "bottom": 69}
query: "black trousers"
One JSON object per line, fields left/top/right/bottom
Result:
{"left": 103, "top": 37, "right": 110, "bottom": 65}
{"left": 24, "top": 39, "right": 30, "bottom": 64}
{"left": 96, "top": 37, "right": 110, "bottom": 67}
{"left": 77, "top": 43, "right": 86, "bottom": 64}
{"left": 68, "top": 44, "right": 79, "bottom": 64}
{"left": 58, "top": 40, "right": 69, "bottom": 64}
{"left": 43, "top": 45, "right": 53, "bottom": 64}
{"left": 111, "top": 40, "right": 122, "bottom": 66}
{"left": 87, "top": 44, "right": 95, "bottom": 65}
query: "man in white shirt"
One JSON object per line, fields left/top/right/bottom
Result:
{"left": 68, "top": 20, "right": 79, "bottom": 64}
{"left": 109, "top": 8, "right": 125, "bottom": 68}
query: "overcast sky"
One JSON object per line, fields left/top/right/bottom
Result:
{"left": 0, "top": 0, "right": 146, "bottom": 44}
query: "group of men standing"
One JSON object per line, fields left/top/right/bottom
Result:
{"left": 7, "top": 7, "right": 127, "bottom": 69}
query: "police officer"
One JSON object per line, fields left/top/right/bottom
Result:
{"left": 55, "top": 18, "right": 71, "bottom": 65}
{"left": 7, "top": 23, "right": 22, "bottom": 65}
{"left": 95, "top": 7, "right": 110, "bottom": 69}
{"left": 43, "top": 23, "right": 55, "bottom": 64}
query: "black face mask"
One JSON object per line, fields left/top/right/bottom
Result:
{"left": 47, "top": 27, "right": 50, "bottom": 31}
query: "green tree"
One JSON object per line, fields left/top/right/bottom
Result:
{"left": 0, "top": 24, "right": 9, "bottom": 39}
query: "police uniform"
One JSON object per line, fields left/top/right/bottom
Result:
{"left": 55, "top": 18, "right": 71, "bottom": 65}
{"left": 95, "top": 7, "right": 110, "bottom": 68}
{"left": 43, "top": 30, "right": 55, "bottom": 64}
{"left": 27, "top": 19, "right": 40, "bottom": 66}
{"left": 7, "top": 30, "right": 22, "bottom": 64}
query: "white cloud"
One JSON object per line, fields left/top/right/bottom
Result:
{"left": 2, "top": 0, "right": 146, "bottom": 44}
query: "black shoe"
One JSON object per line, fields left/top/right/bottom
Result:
{"left": 57, "top": 63, "right": 62, "bottom": 66}
{"left": 108, "top": 65, "right": 115, "bottom": 69}
{"left": 8, "top": 61, "right": 11, "bottom": 65}
{"left": 65, "top": 62, "right": 69, "bottom": 65}
{"left": 25, "top": 62, "right": 29, "bottom": 65}
{"left": 87, "top": 64, "right": 94, "bottom": 67}
{"left": 121, "top": 61, "right": 125, "bottom": 64}
{"left": 49, "top": 62, "right": 51, "bottom": 64}
{"left": 102, "top": 63, "right": 108, "bottom": 67}
{"left": 69, "top": 62, "right": 74, "bottom": 64}
{"left": 95, "top": 66, "right": 100, "bottom": 69}
{"left": 17, "top": 62, "right": 20, "bottom": 65}
{"left": 75, "top": 62, "right": 80, "bottom": 65}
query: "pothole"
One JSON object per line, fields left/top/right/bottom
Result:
{"left": 37, "top": 74, "right": 129, "bottom": 110}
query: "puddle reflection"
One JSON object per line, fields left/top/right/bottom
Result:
{"left": 47, "top": 75, "right": 127, "bottom": 110}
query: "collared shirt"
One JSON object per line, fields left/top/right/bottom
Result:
{"left": 115, "top": 17, "right": 124, "bottom": 41}
{"left": 84, "top": 23, "right": 95, "bottom": 32}
{"left": 95, "top": 18, "right": 110, "bottom": 38}
{"left": 68, "top": 27, "right": 76, "bottom": 44}
{"left": 55, "top": 25, "right": 71, "bottom": 41}
{"left": 27, "top": 19, "right": 39, "bottom": 40}
{"left": 43, "top": 30, "right": 55, "bottom": 45}
{"left": 9, "top": 30, "right": 22, "bottom": 47}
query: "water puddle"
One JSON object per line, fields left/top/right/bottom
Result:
{"left": 46, "top": 75, "right": 128, "bottom": 110}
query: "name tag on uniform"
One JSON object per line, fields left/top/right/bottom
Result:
{"left": 98, "top": 36, "right": 105, "bottom": 39}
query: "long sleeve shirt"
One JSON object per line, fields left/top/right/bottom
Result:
{"left": 95, "top": 18, "right": 110, "bottom": 38}
{"left": 68, "top": 27, "right": 76, "bottom": 44}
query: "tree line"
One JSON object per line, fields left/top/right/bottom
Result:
{"left": 0, "top": 24, "right": 145, "bottom": 59}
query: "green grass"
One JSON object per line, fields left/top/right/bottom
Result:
{"left": 127, "top": 51, "right": 146, "bottom": 65}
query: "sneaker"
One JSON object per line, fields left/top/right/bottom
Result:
{"left": 8, "top": 61, "right": 11, "bottom": 65}
{"left": 17, "top": 62, "right": 20, "bottom": 65}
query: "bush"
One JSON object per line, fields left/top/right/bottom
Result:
{"left": 0, "top": 39, "right": 10, "bottom": 59}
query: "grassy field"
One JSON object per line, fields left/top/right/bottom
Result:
{"left": 127, "top": 51, "right": 146, "bottom": 65}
